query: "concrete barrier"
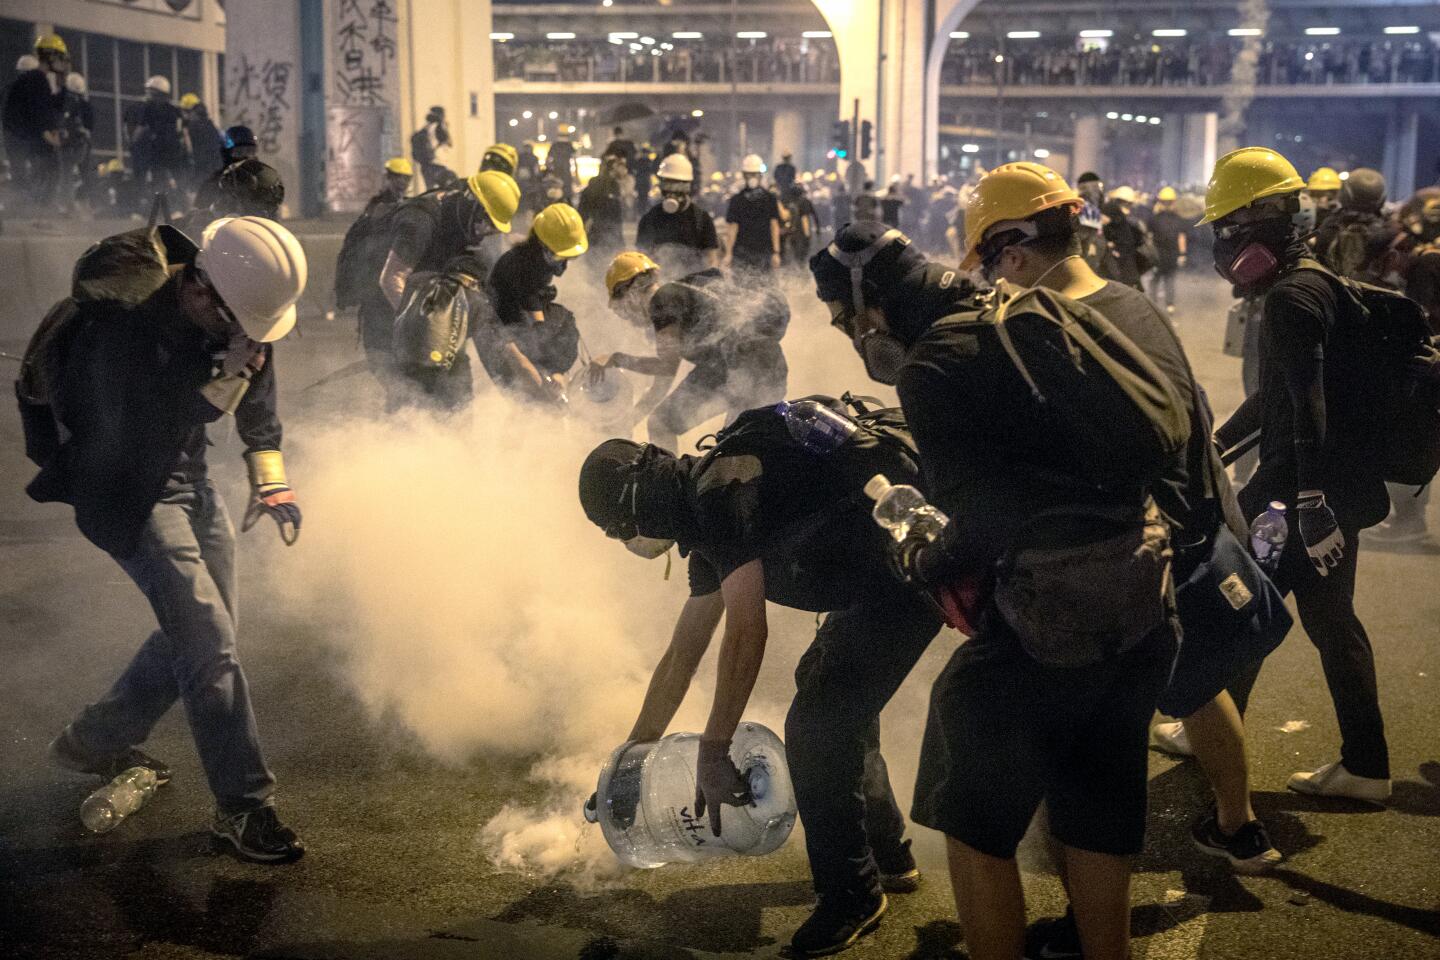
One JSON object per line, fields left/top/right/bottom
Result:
{"left": 0, "top": 220, "right": 347, "bottom": 344}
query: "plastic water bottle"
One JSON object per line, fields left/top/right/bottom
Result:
{"left": 80, "top": 767, "right": 158, "bottom": 834}
{"left": 584, "top": 721, "right": 796, "bottom": 869}
{"left": 865, "top": 474, "right": 950, "bottom": 544}
{"left": 1250, "top": 501, "right": 1289, "bottom": 573}
{"left": 776, "top": 400, "right": 857, "bottom": 454}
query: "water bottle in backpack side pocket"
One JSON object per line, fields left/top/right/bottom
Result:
{"left": 776, "top": 400, "right": 858, "bottom": 455}
{"left": 1250, "top": 501, "right": 1289, "bottom": 574}
{"left": 80, "top": 766, "right": 159, "bottom": 833}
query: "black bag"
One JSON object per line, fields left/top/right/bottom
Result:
{"left": 994, "top": 499, "right": 1174, "bottom": 668}
{"left": 392, "top": 268, "right": 480, "bottom": 372}
{"left": 334, "top": 201, "right": 400, "bottom": 309}
{"left": 16, "top": 225, "right": 196, "bottom": 468}
{"left": 955, "top": 284, "right": 1191, "bottom": 491}
{"left": 1326, "top": 220, "right": 1374, "bottom": 281}
{"left": 1296, "top": 259, "right": 1440, "bottom": 487}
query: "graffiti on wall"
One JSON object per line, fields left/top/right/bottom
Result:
{"left": 334, "top": 0, "right": 400, "bottom": 106}
{"left": 326, "top": 105, "right": 390, "bottom": 211}
{"left": 228, "top": 54, "right": 295, "bottom": 155}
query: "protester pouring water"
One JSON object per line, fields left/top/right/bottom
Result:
{"left": 17, "top": 217, "right": 309, "bottom": 862}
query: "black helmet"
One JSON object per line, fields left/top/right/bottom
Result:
{"left": 578, "top": 439, "right": 646, "bottom": 537}
{"left": 223, "top": 125, "right": 257, "bottom": 151}
{"left": 809, "top": 221, "right": 925, "bottom": 313}
{"left": 1339, "top": 168, "right": 1386, "bottom": 214}
{"left": 216, "top": 159, "right": 285, "bottom": 217}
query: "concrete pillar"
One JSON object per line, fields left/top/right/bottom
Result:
{"left": 224, "top": 0, "right": 303, "bottom": 218}
{"left": 1072, "top": 115, "right": 1103, "bottom": 181}
{"left": 1159, "top": 113, "right": 1184, "bottom": 187}
{"left": 401, "top": 0, "right": 495, "bottom": 182}
{"left": 772, "top": 110, "right": 807, "bottom": 171}
{"left": 1382, "top": 107, "right": 1419, "bottom": 200}
{"left": 324, "top": 0, "right": 404, "bottom": 211}
{"left": 1180, "top": 112, "right": 1218, "bottom": 189}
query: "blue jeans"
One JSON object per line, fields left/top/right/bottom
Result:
{"left": 70, "top": 481, "right": 276, "bottom": 814}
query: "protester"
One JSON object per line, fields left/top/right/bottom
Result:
{"left": 2, "top": 34, "right": 68, "bottom": 211}
{"left": 1313, "top": 167, "right": 1400, "bottom": 284}
{"left": 725, "top": 155, "right": 783, "bottom": 276}
{"left": 480, "top": 142, "right": 519, "bottom": 177}
{"left": 1097, "top": 185, "right": 1153, "bottom": 290}
{"left": 411, "top": 106, "right": 454, "bottom": 190}
{"left": 577, "top": 152, "right": 628, "bottom": 254}
{"left": 125, "top": 76, "right": 186, "bottom": 206}
{"left": 21, "top": 217, "right": 309, "bottom": 863}
{"left": 1150, "top": 186, "right": 1189, "bottom": 313}
{"left": 636, "top": 152, "right": 719, "bottom": 274}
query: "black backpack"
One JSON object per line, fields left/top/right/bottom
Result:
{"left": 16, "top": 225, "right": 196, "bottom": 469}
{"left": 1296, "top": 259, "right": 1440, "bottom": 488}
{"left": 1325, "top": 219, "right": 1375, "bottom": 281}
{"left": 333, "top": 200, "right": 400, "bottom": 309}
{"left": 940, "top": 283, "right": 1191, "bottom": 492}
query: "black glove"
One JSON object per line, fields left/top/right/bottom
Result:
{"left": 693, "top": 737, "right": 752, "bottom": 837}
{"left": 1297, "top": 490, "right": 1345, "bottom": 576}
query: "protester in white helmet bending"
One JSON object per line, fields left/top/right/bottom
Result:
{"left": 635, "top": 152, "right": 720, "bottom": 275}
{"left": 18, "top": 217, "right": 309, "bottom": 864}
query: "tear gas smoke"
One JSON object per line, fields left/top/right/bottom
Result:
{"left": 258, "top": 263, "right": 917, "bottom": 881}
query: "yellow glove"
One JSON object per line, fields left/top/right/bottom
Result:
{"left": 242, "top": 450, "right": 301, "bottom": 545}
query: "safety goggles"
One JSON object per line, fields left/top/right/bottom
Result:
{"left": 601, "top": 445, "right": 650, "bottom": 540}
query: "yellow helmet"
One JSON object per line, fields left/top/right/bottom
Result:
{"left": 1198, "top": 146, "right": 1304, "bottom": 225}
{"left": 483, "top": 142, "right": 519, "bottom": 172}
{"left": 532, "top": 203, "right": 589, "bottom": 258}
{"left": 1157, "top": 186, "right": 1178, "bottom": 202}
{"left": 1307, "top": 166, "right": 1343, "bottom": 193}
{"left": 179, "top": 93, "right": 201, "bottom": 110}
{"left": 385, "top": 157, "right": 414, "bottom": 177}
{"left": 961, "top": 161, "right": 1082, "bottom": 270}
{"left": 466, "top": 170, "right": 521, "bottom": 233}
{"left": 35, "top": 34, "right": 68, "bottom": 56}
{"left": 605, "top": 251, "right": 660, "bottom": 298}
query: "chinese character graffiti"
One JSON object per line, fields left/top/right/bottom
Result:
{"left": 333, "top": 0, "right": 400, "bottom": 107}
{"left": 227, "top": 53, "right": 294, "bottom": 155}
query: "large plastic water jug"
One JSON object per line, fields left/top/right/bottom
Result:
{"left": 585, "top": 721, "right": 796, "bottom": 868}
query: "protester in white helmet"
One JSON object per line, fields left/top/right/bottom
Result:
{"left": 724, "top": 154, "right": 783, "bottom": 276}
{"left": 124, "top": 74, "right": 185, "bottom": 205}
{"left": 635, "top": 151, "right": 720, "bottom": 275}
{"left": 21, "top": 217, "right": 309, "bottom": 864}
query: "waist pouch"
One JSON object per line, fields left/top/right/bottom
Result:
{"left": 994, "top": 501, "right": 1173, "bottom": 669}
{"left": 1158, "top": 522, "right": 1292, "bottom": 717}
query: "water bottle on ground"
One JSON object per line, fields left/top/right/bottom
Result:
{"left": 80, "top": 766, "right": 158, "bottom": 834}
{"left": 1250, "top": 501, "right": 1289, "bottom": 573}
{"left": 585, "top": 721, "right": 796, "bottom": 869}
{"left": 776, "top": 400, "right": 857, "bottom": 454}
{"left": 865, "top": 474, "right": 950, "bottom": 544}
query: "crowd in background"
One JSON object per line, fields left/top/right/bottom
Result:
{"left": 492, "top": 37, "right": 841, "bottom": 85}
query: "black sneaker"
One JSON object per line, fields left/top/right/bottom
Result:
{"left": 1023, "top": 909, "right": 1083, "bottom": 960}
{"left": 1191, "top": 810, "right": 1282, "bottom": 874}
{"left": 211, "top": 806, "right": 305, "bottom": 863}
{"left": 48, "top": 727, "right": 171, "bottom": 786}
{"left": 875, "top": 838, "right": 921, "bottom": 894}
{"left": 789, "top": 892, "right": 887, "bottom": 957}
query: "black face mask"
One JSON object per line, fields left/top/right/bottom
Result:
{"left": 1212, "top": 220, "right": 1297, "bottom": 292}
{"left": 856, "top": 329, "right": 908, "bottom": 386}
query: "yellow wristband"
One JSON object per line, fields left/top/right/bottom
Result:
{"left": 245, "top": 449, "right": 288, "bottom": 489}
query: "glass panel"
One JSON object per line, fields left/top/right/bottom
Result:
{"left": 147, "top": 45, "right": 175, "bottom": 89}
{"left": 90, "top": 94, "right": 119, "bottom": 153}
{"left": 177, "top": 48, "right": 202, "bottom": 97}
{"left": 86, "top": 33, "right": 115, "bottom": 94}
{"left": 117, "top": 39, "right": 145, "bottom": 96}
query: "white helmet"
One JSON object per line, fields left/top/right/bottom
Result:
{"left": 656, "top": 153, "right": 693, "bottom": 183}
{"left": 16, "top": 54, "right": 39, "bottom": 72}
{"left": 65, "top": 72, "right": 86, "bottom": 95}
{"left": 145, "top": 75, "right": 171, "bottom": 95}
{"left": 1107, "top": 185, "right": 1138, "bottom": 204}
{"left": 197, "top": 217, "right": 308, "bottom": 343}
{"left": 741, "top": 154, "right": 766, "bottom": 175}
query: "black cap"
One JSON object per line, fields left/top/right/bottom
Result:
{"left": 579, "top": 439, "right": 644, "bottom": 531}
{"left": 1077, "top": 171, "right": 1101, "bottom": 185}
{"left": 223, "top": 125, "right": 257, "bottom": 150}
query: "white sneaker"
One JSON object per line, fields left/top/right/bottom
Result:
{"left": 1286, "top": 761, "right": 1391, "bottom": 804}
{"left": 1151, "top": 721, "right": 1194, "bottom": 757}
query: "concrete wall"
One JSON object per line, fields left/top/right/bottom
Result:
{"left": 403, "top": 0, "right": 496, "bottom": 179}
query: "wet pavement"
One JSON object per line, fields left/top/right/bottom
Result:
{"left": 1, "top": 262, "right": 1438, "bottom": 960}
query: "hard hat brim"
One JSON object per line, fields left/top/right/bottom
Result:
{"left": 553, "top": 241, "right": 589, "bottom": 259}
{"left": 241, "top": 303, "right": 297, "bottom": 344}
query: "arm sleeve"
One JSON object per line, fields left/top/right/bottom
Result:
{"left": 389, "top": 209, "right": 435, "bottom": 268}
{"left": 235, "top": 343, "right": 282, "bottom": 454}
{"left": 725, "top": 196, "right": 741, "bottom": 225}
{"left": 698, "top": 211, "right": 719, "bottom": 250}
{"left": 636, "top": 213, "right": 655, "bottom": 252}
{"left": 1215, "top": 390, "right": 1264, "bottom": 453}
{"left": 1265, "top": 280, "right": 1331, "bottom": 490}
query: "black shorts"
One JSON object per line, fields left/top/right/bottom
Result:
{"left": 652, "top": 340, "right": 788, "bottom": 436}
{"left": 910, "top": 614, "right": 1176, "bottom": 859}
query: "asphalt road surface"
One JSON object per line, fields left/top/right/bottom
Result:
{"left": 1, "top": 255, "right": 1437, "bottom": 960}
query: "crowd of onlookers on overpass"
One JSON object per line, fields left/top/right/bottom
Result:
{"left": 492, "top": 36, "right": 840, "bottom": 85}
{"left": 493, "top": 31, "right": 1440, "bottom": 88}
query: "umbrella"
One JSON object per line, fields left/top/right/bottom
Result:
{"left": 602, "top": 102, "right": 655, "bottom": 125}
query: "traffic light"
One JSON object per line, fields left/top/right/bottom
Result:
{"left": 831, "top": 120, "right": 851, "bottom": 159}
{"left": 860, "top": 120, "right": 873, "bottom": 160}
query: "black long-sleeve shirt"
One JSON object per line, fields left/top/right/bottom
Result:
{"left": 28, "top": 275, "right": 282, "bottom": 558}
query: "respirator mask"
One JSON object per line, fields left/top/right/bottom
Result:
{"left": 744, "top": 174, "right": 762, "bottom": 190}
{"left": 825, "top": 228, "right": 909, "bottom": 385}
{"left": 624, "top": 535, "right": 675, "bottom": 559}
{"left": 660, "top": 181, "right": 689, "bottom": 214}
{"left": 604, "top": 446, "right": 677, "bottom": 559}
{"left": 1212, "top": 217, "right": 1298, "bottom": 291}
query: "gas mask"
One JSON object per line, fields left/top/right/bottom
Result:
{"left": 744, "top": 174, "right": 762, "bottom": 190}
{"left": 546, "top": 187, "right": 564, "bottom": 201}
{"left": 1212, "top": 218, "right": 1297, "bottom": 291}
{"left": 661, "top": 188, "right": 689, "bottom": 214}
{"left": 856, "top": 329, "right": 908, "bottom": 386}
{"left": 624, "top": 535, "right": 675, "bottom": 559}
